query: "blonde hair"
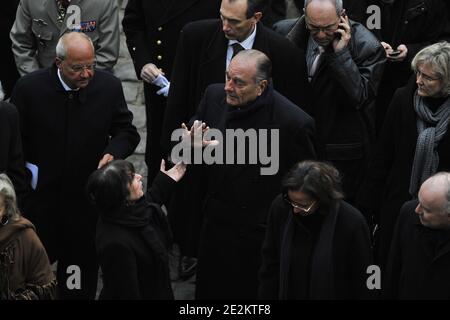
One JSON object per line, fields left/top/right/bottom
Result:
{"left": 411, "top": 42, "right": 450, "bottom": 96}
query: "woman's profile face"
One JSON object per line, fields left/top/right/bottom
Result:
{"left": 416, "top": 62, "right": 445, "bottom": 98}
{"left": 128, "top": 173, "right": 144, "bottom": 201}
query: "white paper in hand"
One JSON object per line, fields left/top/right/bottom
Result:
{"left": 25, "top": 162, "right": 38, "bottom": 190}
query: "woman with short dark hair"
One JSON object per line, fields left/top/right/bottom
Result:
{"left": 86, "top": 159, "right": 186, "bottom": 299}
{"left": 259, "top": 160, "right": 372, "bottom": 299}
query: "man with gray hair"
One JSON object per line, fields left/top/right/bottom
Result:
{"left": 385, "top": 172, "right": 450, "bottom": 299}
{"left": 10, "top": 0, "right": 119, "bottom": 76}
{"left": 10, "top": 32, "right": 140, "bottom": 299}
{"left": 287, "top": 0, "right": 385, "bottom": 202}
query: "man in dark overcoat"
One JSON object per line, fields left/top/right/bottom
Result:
{"left": 174, "top": 49, "right": 316, "bottom": 299}
{"left": 122, "top": 0, "right": 221, "bottom": 186}
{"left": 385, "top": 173, "right": 450, "bottom": 299}
{"left": 10, "top": 32, "right": 140, "bottom": 299}
{"left": 287, "top": 0, "right": 385, "bottom": 201}
{"left": 161, "top": 0, "right": 310, "bottom": 267}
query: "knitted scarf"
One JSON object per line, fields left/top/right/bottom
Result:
{"left": 409, "top": 91, "right": 450, "bottom": 196}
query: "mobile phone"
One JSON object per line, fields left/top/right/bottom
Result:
{"left": 389, "top": 50, "right": 401, "bottom": 56}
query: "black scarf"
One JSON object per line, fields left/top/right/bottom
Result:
{"left": 101, "top": 197, "right": 172, "bottom": 261}
{"left": 279, "top": 202, "right": 340, "bottom": 299}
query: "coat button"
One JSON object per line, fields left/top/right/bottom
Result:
{"left": 404, "top": 20, "right": 408, "bottom": 24}
{"left": 158, "top": 26, "right": 163, "bottom": 31}
{"left": 157, "top": 40, "right": 162, "bottom": 45}
{"left": 157, "top": 55, "right": 162, "bottom": 61}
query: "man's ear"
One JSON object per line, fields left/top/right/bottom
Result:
{"left": 254, "top": 12, "right": 262, "bottom": 22}
{"left": 257, "top": 79, "right": 268, "bottom": 96}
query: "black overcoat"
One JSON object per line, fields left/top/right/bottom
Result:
{"left": 10, "top": 66, "right": 140, "bottom": 260}
{"left": 0, "top": 102, "right": 28, "bottom": 205}
{"left": 191, "top": 83, "right": 316, "bottom": 299}
{"left": 385, "top": 200, "right": 450, "bottom": 299}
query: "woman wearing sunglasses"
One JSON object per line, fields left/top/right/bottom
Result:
{"left": 258, "top": 160, "right": 373, "bottom": 299}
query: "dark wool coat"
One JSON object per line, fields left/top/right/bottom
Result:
{"left": 371, "top": 0, "right": 450, "bottom": 132}
{"left": 259, "top": 195, "right": 373, "bottom": 300}
{"left": 385, "top": 200, "right": 450, "bottom": 300}
{"left": 356, "top": 78, "right": 450, "bottom": 267}
{"left": 96, "top": 173, "right": 176, "bottom": 300}
{"left": 287, "top": 17, "right": 386, "bottom": 199}
{"left": 161, "top": 19, "right": 311, "bottom": 151}
{"left": 0, "top": 102, "right": 29, "bottom": 207}
{"left": 122, "top": 0, "right": 221, "bottom": 183}
{"left": 189, "top": 83, "right": 316, "bottom": 299}
{"left": 10, "top": 66, "right": 140, "bottom": 264}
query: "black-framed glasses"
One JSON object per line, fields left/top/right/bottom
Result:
{"left": 283, "top": 193, "right": 317, "bottom": 215}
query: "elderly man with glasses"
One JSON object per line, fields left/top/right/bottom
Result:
{"left": 10, "top": 32, "right": 140, "bottom": 300}
{"left": 286, "top": 0, "right": 385, "bottom": 204}
{"left": 259, "top": 160, "right": 373, "bottom": 299}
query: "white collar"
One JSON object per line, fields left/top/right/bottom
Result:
{"left": 57, "top": 68, "right": 79, "bottom": 91}
{"left": 228, "top": 24, "right": 257, "bottom": 50}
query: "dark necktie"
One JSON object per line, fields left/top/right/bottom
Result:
{"left": 231, "top": 43, "right": 245, "bottom": 59}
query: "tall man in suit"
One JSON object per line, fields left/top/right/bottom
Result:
{"left": 122, "top": 0, "right": 221, "bottom": 186}
{"left": 175, "top": 49, "right": 316, "bottom": 299}
{"left": 10, "top": 32, "right": 140, "bottom": 299}
{"left": 161, "top": 0, "right": 311, "bottom": 277}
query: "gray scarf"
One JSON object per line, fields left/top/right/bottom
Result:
{"left": 409, "top": 91, "right": 450, "bottom": 196}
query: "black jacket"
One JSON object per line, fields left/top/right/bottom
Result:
{"left": 161, "top": 19, "right": 311, "bottom": 151}
{"left": 10, "top": 66, "right": 140, "bottom": 259}
{"left": 259, "top": 195, "right": 373, "bottom": 300}
{"left": 287, "top": 17, "right": 386, "bottom": 198}
{"left": 96, "top": 173, "right": 175, "bottom": 300}
{"left": 385, "top": 200, "right": 450, "bottom": 299}
{"left": 190, "top": 83, "right": 316, "bottom": 299}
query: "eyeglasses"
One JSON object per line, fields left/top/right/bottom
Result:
{"left": 415, "top": 69, "right": 441, "bottom": 82}
{"left": 305, "top": 19, "right": 340, "bottom": 34}
{"left": 283, "top": 193, "right": 317, "bottom": 215}
{"left": 68, "top": 62, "right": 96, "bottom": 73}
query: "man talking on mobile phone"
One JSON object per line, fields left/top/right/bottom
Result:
{"left": 286, "top": 0, "right": 386, "bottom": 206}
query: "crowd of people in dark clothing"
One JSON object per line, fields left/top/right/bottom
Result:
{"left": 1, "top": 0, "right": 450, "bottom": 300}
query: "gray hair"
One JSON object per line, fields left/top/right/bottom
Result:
{"left": 234, "top": 49, "right": 272, "bottom": 83}
{"left": 411, "top": 42, "right": 450, "bottom": 96}
{"left": 0, "top": 174, "right": 21, "bottom": 223}
{"left": 56, "top": 32, "right": 94, "bottom": 60}
{"left": 304, "top": 0, "right": 344, "bottom": 17}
